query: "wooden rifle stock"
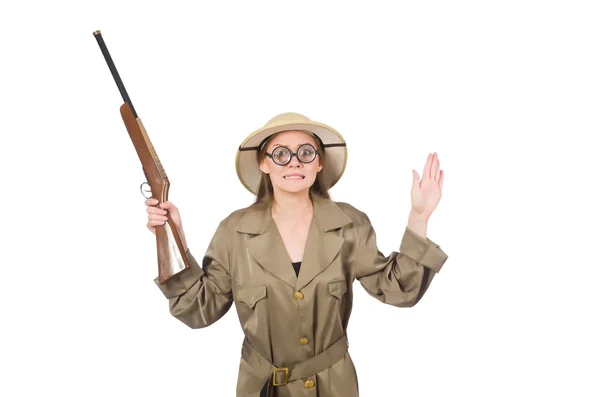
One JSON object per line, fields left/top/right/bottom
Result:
{"left": 93, "top": 30, "right": 190, "bottom": 284}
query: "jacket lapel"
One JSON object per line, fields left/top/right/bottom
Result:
{"left": 245, "top": 218, "right": 298, "bottom": 289}
{"left": 236, "top": 196, "right": 353, "bottom": 291}
{"left": 294, "top": 220, "right": 343, "bottom": 291}
{"left": 237, "top": 203, "right": 298, "bottom": 288}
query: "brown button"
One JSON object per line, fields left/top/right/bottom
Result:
{"left": 304, "top": 380, "right": 315, "bottom": 388}
{"left": 299, "top": 337, "right": 309, "bottom": 345}
{"left": 294, "top": 292, "right": 304, "bottom": 300}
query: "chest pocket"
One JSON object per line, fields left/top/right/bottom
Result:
{"left": 236, "top": 285, "right": 267, "bottom": 309}
{"left": 328, "top": 279, "right": 347, "bottom": 298}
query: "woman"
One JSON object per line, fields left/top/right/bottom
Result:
{"left": 145, "top": 112, "right": 448, "bottom": 396}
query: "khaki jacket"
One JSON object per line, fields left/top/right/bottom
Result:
{"left": 154, "top": 195, "right": 448, "bottom": 396}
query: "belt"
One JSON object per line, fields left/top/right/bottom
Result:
{"left": 241, "top": 334, "right": 349, "bottom": 397}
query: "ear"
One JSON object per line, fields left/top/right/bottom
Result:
{"left": 259, "top": 159, "right": 270, "bottom": 174}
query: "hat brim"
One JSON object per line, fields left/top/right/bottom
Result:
{"left": 236, "top": 121, "right": 347, "bottom": 196}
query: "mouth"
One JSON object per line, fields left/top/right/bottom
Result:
{"left": 284, "top": 175, "right": 305, "bottom": 180}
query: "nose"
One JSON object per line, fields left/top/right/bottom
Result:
{"left": 288, "top": 154, "right": 302, "bottom": 167}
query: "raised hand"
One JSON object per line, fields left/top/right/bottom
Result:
{"left": 411, "top": 152, "right": 444, "bottom": 220}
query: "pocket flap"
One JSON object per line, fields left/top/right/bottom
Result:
{"left": 328, "top": 280, "right": 347, "bottom": 297}
{"left": 237, "top": 285, "right": 267, "bottom": 309}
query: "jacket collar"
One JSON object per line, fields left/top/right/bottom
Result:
{"left": 236, "top": 195, "right": 353, "bottom": 290}
{"left": 236, "top": 195, "right": 353, "bottom": 234}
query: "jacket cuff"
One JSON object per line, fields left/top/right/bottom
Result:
{"left": 400, "top": 227, "right": 449, "bottom": 273}
{"left": 153, "top": 248, "right": 205, "bottom": 299}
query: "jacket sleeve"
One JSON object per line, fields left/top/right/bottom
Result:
{"left": 355, "top": 216, "right": 448, "bottom": 307}
{"left": 153, "top": 220, "right": 233, "bottom": 328}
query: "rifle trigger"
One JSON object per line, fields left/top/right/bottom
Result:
{"left": 140, "top": 181, "right": 152, "bottom": 199}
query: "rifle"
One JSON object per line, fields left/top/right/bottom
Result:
{"left": 93, "top": 30, "right": 190, "bottom": 284}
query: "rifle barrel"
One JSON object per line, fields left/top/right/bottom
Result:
{"left": 93, "top": 30, "right": 138, "bottom": 118}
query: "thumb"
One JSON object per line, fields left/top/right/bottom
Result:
{"left": 159, "top": 201, "right": 172, "bottom": 210}
{"left": 412, "top": 169, "right": 420, "bottom": 189}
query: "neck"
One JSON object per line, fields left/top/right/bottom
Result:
{"left": 271, "top": 189, "right": 314, "bottom": 221}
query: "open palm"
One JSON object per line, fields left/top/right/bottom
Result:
{"left": 411, "top": 152, "right": 444, "bottom": 220}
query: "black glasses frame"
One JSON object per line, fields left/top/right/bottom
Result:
{"left": 265, "top": 143, "right": 318, "bottom": 166}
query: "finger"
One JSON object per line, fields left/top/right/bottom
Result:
{"left": 159, "top": 201, "right": 174, "bottom": 210}
{"left": 145, "top": 198, "right": 159, "bottom": 206}
{"left": 439, "top": 170, "right": 444, "bottom": 188}
{"left": 161, "top": 203, "right": 179, "bottom": 214}
{"left": 149, "top": 214, "right": 169, "bottom": 221}
{"left": 148, "top": 219, "right": 167, "bottom": 227}
{"left": 423, "top": 153, "right": 433, "bottom": 180}
{"left": 432, "top": 152, "right": 439, "bottom": 182}
{"left": 147, "top": 206, "right": 168, "bottom": 215}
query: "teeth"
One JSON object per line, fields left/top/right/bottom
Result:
{"left": 285, "top": 176, "right": 303, "bottom": 180}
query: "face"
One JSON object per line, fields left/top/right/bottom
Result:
{"left": 259, "top": 130, "right": 323, "bottom": 195}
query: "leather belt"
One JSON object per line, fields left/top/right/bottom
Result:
{"left": 241, "top": 334, "right": 349, "bottom": 397}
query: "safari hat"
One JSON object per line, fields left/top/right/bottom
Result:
{"left": 236, "top": 112, "right": 347, "bottom": 195}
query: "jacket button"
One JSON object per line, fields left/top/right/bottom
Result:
{"left": 299, "top": 337, "right": 309, "bottom": 345}
{"left": 294, "top": 292, "right": 304, "bottom": 300}
{"left": 304, "top": 380, "right": 315, "bottom": 388}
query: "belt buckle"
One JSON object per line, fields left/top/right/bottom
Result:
{"left": 272, "top": 367, "right": 289, "bottom": 386}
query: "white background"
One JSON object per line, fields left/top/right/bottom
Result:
{"left": 1, "top": 1, "right": 599, "bottom": 396}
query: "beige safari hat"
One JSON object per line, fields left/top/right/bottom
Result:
{"left": 236, "top": 112, "right": 347, "bottom": 195}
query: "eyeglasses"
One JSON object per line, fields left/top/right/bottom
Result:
{"left": 265, "top": 144, "right": 318, "bottom": 166}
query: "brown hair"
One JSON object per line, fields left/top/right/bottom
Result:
{"left": 254, "top": 132, "right": 331, "bottom": 207}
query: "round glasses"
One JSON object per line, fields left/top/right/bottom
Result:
{"left": 265, "top": 144, "right": 318, "bottom": 166}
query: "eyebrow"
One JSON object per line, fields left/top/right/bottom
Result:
{"left": 270, "top": 142, "right": 313, "bottom": 149}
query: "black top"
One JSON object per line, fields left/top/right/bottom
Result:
{"left": 292, "top": 261, "right": 301, "bottom": 277}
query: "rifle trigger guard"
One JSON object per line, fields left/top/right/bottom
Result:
{"left": 140, "top": 181, "right": 152, "bottom": 199}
